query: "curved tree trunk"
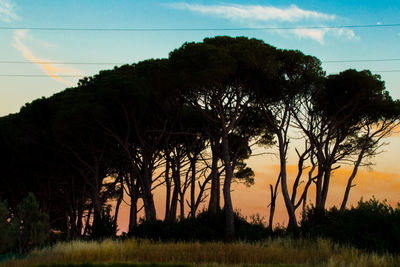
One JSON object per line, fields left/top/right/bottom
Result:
{"left": 340, "top": 149, "right": 364, "bottom": 210}
{"left": 221, "top": 131, "right": 234, "bottom": 239}
{"left": 277, "top": 133, "right": 297, "bottom": 228}
{"left": 268, "top": 173, "right": 281, "bottom": 229}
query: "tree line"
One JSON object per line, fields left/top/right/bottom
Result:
{"left": 0, "top": 36, "right": 399, "bottom": 239}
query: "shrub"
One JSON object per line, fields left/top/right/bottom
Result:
{"left": 0, "top": 200, "right": 18, "bottom": 254}
{"left": 90, "top": 205, "right": 117, "bottom": 239}
{"left": 300, "top": 197, "right": 400, "bottom": 253}
{"left": 0, "top": 193, "right": 49, "bottom": 255}
{"left": 131, "top": 209, "right": 273, "bottom": 241}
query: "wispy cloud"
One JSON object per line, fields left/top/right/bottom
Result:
{"left": 0, "top": 0, "right": 19, "bottom": 22}
{"left": 170, "top": 3, "right": 335, "bottom": 22}
{"left": 169, "top": 3, "right": 357, "bottom": 43}
{"left": 290, "top": 27, "right": 358, "bottom": 44}
{"left": 291, "top": 28, "right": 326, "bottom": 44}
{"left": 13, "top": 30, "right": 84, "bottom": 86}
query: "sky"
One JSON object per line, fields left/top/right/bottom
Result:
{"left": 0, "top": 0, "right": 400, "bottom": 230}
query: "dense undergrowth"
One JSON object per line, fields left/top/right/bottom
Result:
{"left": 131, "top": 198, "right": 400, "bottom": 254}
{"left": 131, "top": 209, "right": 278, "bottom": 242}
{"left": 300, "top": 198, "right": 400, "bottom": 254}
{"left": 1, "top": 198, "right": 400, "bottom": 267}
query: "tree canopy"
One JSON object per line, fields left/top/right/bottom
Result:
{"left": 0, "top": 36, "right": 398, "bottom": 240}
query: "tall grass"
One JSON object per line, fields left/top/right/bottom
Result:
{"left": 1, "top": 238, "right": 398, "bottom": 267}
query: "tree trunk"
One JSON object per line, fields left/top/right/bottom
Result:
{"left": 91, "top": 184, "right": 102, "bottom": 231}
{"left": 83, "top": 206, "right": 92, "bottom": 237}
{"left": 179, "top": 192, "right": 185, "bottom": 218}
{"left": 169, "top": 186, "right": 179, "bottom": 221}
{"left": 340, "top": 149, "right": 364, "bottom": 210}
{"left": 76, "top": 201, "right": 83, "bottom": 237}
{"left": 315, "top": 168, "right": 324, "bottom": 209}
{"left": 277, "top": 134, "right": 297, "bottom": 228}
{"left": 221, "top": 130, "right": 234, "bottom": 239}
{"left": 169, "top": 156, "right": 180, "bottom": 221}
{"left": 190, "top": 156, "right": 196, "bottom": 218}
{"left": 268, "top": 173, "right": 281, "bottom": 229}
{"left": 320, "top": 167, "right": 332, "bottom": 209}
{"left": 301, "top": 192, "right": 308, "bottom": 221}
{"left": 139, "top": 155, "right": 157, "bottom": 221}
{"left": 141, "top": 184, "right": 156, "bottom": 221}
{"left": 208, "top": 142, "right": 220, "bottom": 214}
{"left": 164, "top": 155, "right": 171, "bottom": 221}
{"left": 114, "top": 175, "right": 124, "bottom": 227}
{"left": 66, "top": 211, "right": 71, "bottom": 240}
{"left": 128, "top": 192, "right": 138, "bottom": 234}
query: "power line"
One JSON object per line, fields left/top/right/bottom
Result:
{"left": 0, "top": 23, "right": 400, "bottom": 31}
{"left": 0, "top": 58, "right": 399, "bottom": 65}
{"left": 0, "top": 61, "right": 124, "bottom": 65}
{"left": 372, "top": 70, "right": 400, "bottom": 73}
{"left": 323, "top": 59, "right": 400, "bottom": 63}
{"left": 0, "top": 74, "right": 84, "bottom": 77}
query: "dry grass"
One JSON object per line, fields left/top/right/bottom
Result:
{"left": 1, "top": 238, "right": 398, "bottom": 267}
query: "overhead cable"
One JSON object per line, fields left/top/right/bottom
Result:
{"left": 0, "top": 58, "right": 399, "bottom": 65}
{"left": 0, "top": 23, "right": 399, "bottom": 32}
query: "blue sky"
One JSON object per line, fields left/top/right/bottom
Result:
{"left": 0, "top": 0, "right": 399, "bottom": 116}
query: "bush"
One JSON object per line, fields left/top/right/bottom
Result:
{"left": 0, "top": 200, "right": 18, "bottom": 253}
{"left": 17, "top": 192, "right": 49, "bottom": 252}
{"left": 0, "top": 193, "right": 49, "bottom": 255}
{"left": 131, "top": 209, "right": 273, "bottom": 241}
{"left": 90, "top": 205, "right": 118, "bottom": 239}
{"left": 300, "top": 197, "right": 400, "bottom": 253}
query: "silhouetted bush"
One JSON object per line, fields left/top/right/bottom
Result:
{"left": 17, "top": 192, "right": 49, "bottom": 253}
{"left": 0, "top": 193, "right": 49, "bottom": 255}
{"left": 131, "top": 209, "right": 274, "bottom": 241}
{"left": 300, "top": 198, "right": 400, "bottom": 253}
{"left": 90, "top": 205, "right": 118, "bottom": 239}
{"left": 0, "top": 200, "right": 18, "bottom": 254}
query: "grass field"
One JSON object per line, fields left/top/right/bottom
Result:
{"left": 1, "top": 238, "right": 398, "bottom": 267}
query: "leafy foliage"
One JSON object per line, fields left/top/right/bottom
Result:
{"left": 301, "top": 197, "right": 400, "bottom": 253}
{"left": 0, "top": 36, "right": 399, "bottom": 248}
{"left": 17, "top": 193, "right": 49, "bottom": 253}
{"left": 0, "top": 200, "right": 18, "bottom": 254}
{"left": 132, "top": 209, "right": 273, "bottom": 241}
{"left": 0, "top": 193, "right": 49, "bottom": 254}
{"left": 90, "top": 205, "right": 118, "bottom": 239}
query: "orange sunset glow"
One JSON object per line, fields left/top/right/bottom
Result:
{"left": 115, "top": 155, "right": 400, "bottom": 233}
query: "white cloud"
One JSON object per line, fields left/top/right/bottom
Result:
{"left": 170, "top": 3, "right": 335, "bottom": 22}
{"left": 13, "top": 30, "right": 84, "bottom": 86}
{"left": 169, "top": 3, "right": 360, "bottom": 43}
{"left": 291, "top": 28, "right": 326, "bottom": 44}
{"left": 287, "top": 28, "right": 357, "bottom": 44}
{"left": 331, "top": 28, "right": 358, "bottom": 40}
{"left": 0, "top": 0, "right": 19, "bottom": 23}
